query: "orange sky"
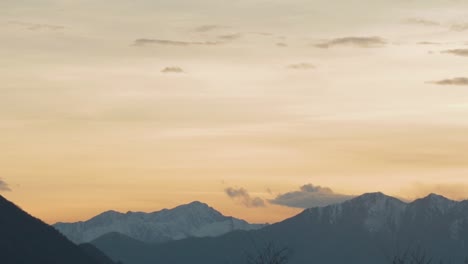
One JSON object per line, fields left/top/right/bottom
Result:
{"left": 1, "top": 0, "right": 468, "bottom": 224}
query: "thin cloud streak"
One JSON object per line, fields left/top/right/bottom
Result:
{"left": 417, "top": 41, "right": 441, "bottom": 45}
{"left": 451, "top": 23, "right": 468, "bottom": 32}
{"left": 194, "top": 25, "right": 222, "bottom": 32}
{"left": 403, "top": 18, "right": 441, "bottom": 27}
{"left": 161, "top": 67, "right": 184, "bottom": 73}
{"left": 133, "top": 38, "right": 222, "bottom": 47}
{"left": 432, "top": 77, "right": 468, "bottom": 86}
{"left": 8, "top": 20, "right": 65, "bottom": 31}
{"left": 287, "top": 63, "right": 315, "bottom": 70}
{"left": 442, "top": 49, "right": 468, "bottom": 57}
{"left": 315, "top": 36, "right": 387, "bottom": 49}
{"left": 218, "top": 33, "right": 242, "bottom": 40}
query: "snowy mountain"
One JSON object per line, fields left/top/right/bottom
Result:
{"left": 54, "top": 201, "right": 266, "bottom": 244}
{"left": 91, "top": 193, "right": 468, "bottom": 264}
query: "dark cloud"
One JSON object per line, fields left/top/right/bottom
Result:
{"left": 194, "top": 25, "right": 221, "bottom": 32}
{"left": 161, "top": 67, "right": 184, "bottom": 73}
{"left": 269, "top": 184, "right": 354, "bottom": 209}
{"left": 8, "top": 21, "right": 64, "bottom": 31}
{"left": 403, "top": 18, "right": 441, "bottom": 27}
{"left": 442, "top": 49, "right": 468, "bottom": 57}
{"left": 133, "top": 38, "right": 222, "bottom": 47}
{"left": 225, "top": 187, "right": 266, "bottom": 208}
{"left": 0, "top": 179, "right": 11, "bottom": 192}
{"left": 287, "top": 63, "right": 315, "bottom": 70}
{"left": 315, "top": 36, "right": 387, "bottom": 49}
{"left": 218, "top": 33, "right": 242, "bottom": 40}
{"left": 432, "top": 77, "right": 468, "bottom": 86}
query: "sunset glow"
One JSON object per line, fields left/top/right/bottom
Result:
{"left": 2, "top": 0, "right": 468, "bottom": 225}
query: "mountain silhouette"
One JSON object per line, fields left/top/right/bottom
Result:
{"left": 91, "top": 193, "right": 468, "bottom": 264}
{"left": 0, "top": 195, "right": 117, "bottom": 264}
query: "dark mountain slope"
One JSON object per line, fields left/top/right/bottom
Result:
{"left": 79, "top": 243, "right": 120, "bottom": 264}
{"left": 0, "top": 195, "right": 115, "bottom": 264}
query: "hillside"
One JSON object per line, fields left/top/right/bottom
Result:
{"left": 0, "top": 195, "right": 116, "bottom": 264}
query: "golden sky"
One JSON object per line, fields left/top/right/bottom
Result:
{"left": 1, "top": 0, "right": 468, "bottom": 224}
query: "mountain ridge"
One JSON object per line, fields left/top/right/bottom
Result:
{"left": 54, "top": 200, "right": 266, "bottom": 244}
{"left": 91, "top": 192, "right": 468, "bottom": 264}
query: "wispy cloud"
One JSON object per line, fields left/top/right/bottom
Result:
{"left": 402, "top": 18, "right": 468, "bottom": 32}
{"left": 225, "top": 187, "right": 266, "bottom": 208}
{"left": 315, "top": 36, "right": 387, "bottom": 49}
{"left": 194, "top": 25, "right": 222, "bottom": 32}
{"left": 403, "top": 18, "right": 441, "bottom": 27}
{"left": 442, "top": 49, "right": 468, "bottom": 57}
{"left": 287, "top": 63, "right": 315, "bottom": 70}
{"left": 417, "top": 41, "right": 441, "bottom": 45}
{"left": 276, "top": 42, "right": 288, "bottom": 47}
{"left": 133, "top": 38, "right": 222, "bottom": 47}
{"left": 217, "top": 33, "right": 242, "bottom": 40}
{"left": 269, "top": 184, "right": 354, "bottom": 209}
{"left": 8, "top": 20, "right": 65, "bottom": 31}
{"left": 451, "top": 23, "right": 468, "bottom": 32}
{"left": 0, "top": 179, "right": 11, "bottom": 192}
{"left": 248, "top": 32, "right": 274, "bottom": 37}
{"left": 161, "top": 67, "right": 184, "bottom": 73}
{"left": 431, "top": 77, "right": 468, "bottom": 86}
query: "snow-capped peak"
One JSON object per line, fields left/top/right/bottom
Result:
{"left": 304, "top": 193, "right": 463, "bottom": 235}
{"left": 53, "top": 201, "right": 266, "bottom": 244}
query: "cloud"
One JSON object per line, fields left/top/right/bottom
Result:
{"left": 403, "top": 18, "right": 441, "bottom": 27}
{"left": 315, "top": 36, "right": 387, "bottom": 49}
{"left": 417, "top": 41, "right": 441, "bottom": 45}
{"left": 287, "top": 63, "right": 315, "bottom": 70}
{"left": 225, "top": 187, "right": 266, "bottom": 208}
{"left": 0, "top": 179, "right": 11, "bottom": 192}
{"left": 276, "top": 42, "right": 288, "bottom": 47}
{"left": 442, "top": 49, "right": 468, "bottom": 57}
{"left": 218, "top": 33, "right": 242, "bottom": 40}
{"left": 8, "top": 21, "right": 64, "bottom": 31}
{"left": 451, "top": 23, "right": 468, "bottom": 32}
{"left": 194, "top": 25, "right": 221, "bottom": 32}
{"left": 248, "top": 32, "right": 274, "bottom": 37}
{"left": 269, "top": 184, "right": 354, "bottom": 209}
{"left": 133, "top": 38, "right": 222, "bottom": 47}
{"left": 431, "top": 77, "right": 468, "bottom": 86}
{"left": 161, "top": 67, "right": 184, "bottom": 73}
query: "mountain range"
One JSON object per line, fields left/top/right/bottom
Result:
{"left": 54, "top": 201, "right": 266, "bottom": 244}
{"left": 4, "top": 192, "right": 468, "bottom": 264}
{"left": 89, "top": 193, "right": 468, "bottom": 264}
{"left": 0, "top": 195, "right": 117, "bottom": 264}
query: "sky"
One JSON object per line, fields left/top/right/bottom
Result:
{"left": 1, "top": 0, "right": 468, "bottom": 224}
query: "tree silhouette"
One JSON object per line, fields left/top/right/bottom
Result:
{"left": 246, "top": 242, "right": 291, "bottom": 264}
